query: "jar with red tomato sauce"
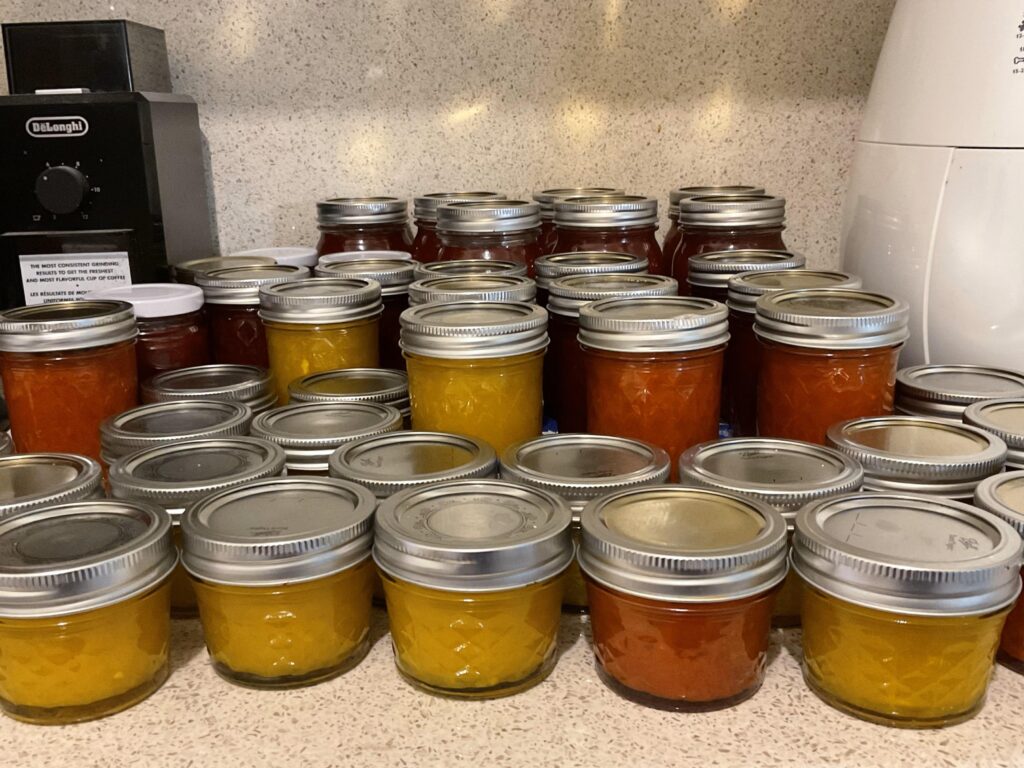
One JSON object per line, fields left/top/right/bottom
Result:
{"left": 724, "top": 270, "right": 862, "bottom": 436}
{"left": 533, "top": 251, "right": 648, "bottom": 307}
{"left": 0, "top": 301, "right": 138, "bottom": 461}
{"left": 754, "top": 288, "right": 910, "bottom": 444}
{"left": 546, "top": 274, "right": 678, "bottom": 434}
{"left": 579, "top": 486, "right": 788, "bottom": 710}
{"left": 578, "top": 296, "right": 728, "bottom": 479}
{"left": 412, "top": 192, "right": 505, "bottom": 263}
{"left": 553, "top": 196, "right": 665, "bottom": 276}
{"left": 664, "top": 186, "right": 765, "bottom": 269}
{"left": 532, "top": 188, "right": 623, "bottom": 255}
{"left": 315, "top": 197, "right": 412, "bottom": 257}
{"left": 436, "top": 201, "right": 543, "bottom": 276}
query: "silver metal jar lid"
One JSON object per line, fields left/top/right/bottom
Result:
{"left": 533, "top": 251, "right": 649, "bottom": 290}
{"left": 754, "top": 288, "right": 910, "bottom": 350}
{"left": 0, "top": 434, "right": 11, "bottom": 458}
{"left": 965, "top": 398, "right": 1024, "bottom": 468}
{"left": 533, "top": 187, "right": 624, "bottom": 218}
{"left": 578, "top": 295, "right": 728, "bottom": 353}
{"left": 678, "top": 194, "right": 786, "bottom": 227}
{"left": 668, "top": 185, "right": 766, "bottom": 215}
{"left": 413, "top": 259, "right": 528, "bottom": 280}
{"left": 312, "top": 260, "right": 417, "bottom": 296}
{"left": 231, "top": 246, "right": 319, "bottom": 269}
{"left": 288, "top": 368, "right": 409, "bottom": 415}
{"left": 108, "top": 437, "right": 287, "bottom": 517}
{"left": 727, "top": 269, "right": 862, "bottom": 313}
{"left": 414, "top": 192, "right": 506, "bottom": 221}
{"left": 407, "top": 275, "right": 537, "bottom": 306}
{"left": 687, "top": 249, "right": 806, "bottom": 289}
{"left": 250, "top": 402, "right": 403, "bottom": 474}
{"left": 317, "top": 196, "right": 408, "bottom": 226}
{"left": 793, "top": 492, "right": 1023, "bottom": 616}
{"left": 975, "top": 471, "right": 1024, "bottom": 536}
{"left": 579, "top": 486, "right": 788, "bottom": 602}
{"left": 182, "top": 477, "right": 377, "bottom": 586}
{"left": 171, "top": 255, "right": 276, "bottom": 285}
{"left": 0, "top": 453, "right": 103, "bottom": 519}
{"left": 896, "top": 365, "right": 1024, "bottom": 419}
{"left": 374, "top": 479, "right": 573, "bottom": 592}
{"left": 500, "top": 434, "right": 670, "bottom": 514}
{"left": 196, "top": 264, "right": 310, "bottom": 305}
{"left": 547, "top": 273, "right": 679, "bottom": 318}
{"left": 0, "top": 499, "right": 176, "bottom": 618}
{"left": 436, "top": 200, "right": 541, "bottom": 234}
{"left": 258, "top": 277, "right": 383, "bottom": 323}
{"left": 0, "top": 300, "right": 137, "bottom": 352}
{"left": 678, "top": 438, "right": 864, "bottom": 516}
{"left": 319, "top": 250, "right": 413, "bottom": 266}
{"left": 400, "top": 301, "right": 548, "bottom": 359}
{"left": 826, "top": 416, "right": 1007, "bottom": 498}
{"left": 100, "top": 400, "right": 254, "bottom": 462}
{"left": 329, "top": 431, "right": 497, "bottom": 498}
{"left": 141, "top": 364, "right": 276, "bottom": 413}
{"left": 553, "top": 195, "right": 658, "bottom": 228}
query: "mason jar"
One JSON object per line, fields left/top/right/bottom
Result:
{"left": 0, "top": 453, "right": 103, "bottom": 520}
{"left": 412, "top": 192, "right": 506, "bottom": 263}
{"left": 170, "top": 255, "right": 275, "bottom": 285}
{"left": 436, "top": 201, "right": 543, "bottom": 276}
{"left": 231, "top": 246, "right": 319, "bottom": 269}
{"left": 142, "top": 364, "right": 276, "bottom": 414}
{"left": 407, "top": 275, "right": 536, "bottom": 306}
{"left": 315, "top": 197, "right": 412, "bottom": 256}
{"left": 413, "top": 259, "right": 527, "bottom": 280}
{"left": 533, "top": 187, "right": 623, "bottom": 254}
{"left": 553, "top": 195, "right": 665, "bottom": 275}
{"left": 687, "top": 249, "right": 804, "bottom": 304}
{"left": 896, "top": 364, "right": 1024, "bottom": 420}
{"left": 664, "top": 186, "right": 765, "bottom": 270}
{"left": 533, "top": 251, "right": 648, "bottom": 307}
{"left": 288, "top": 368, "right": 410, "bottom": 425}
{"left": 965, "top": 398, "right": 1024, "bottom": 469}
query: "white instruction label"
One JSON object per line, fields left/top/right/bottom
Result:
{"left": 19, "top": 252, "right": 131, "bottom": 305}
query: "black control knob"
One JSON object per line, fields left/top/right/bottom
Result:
{"left": 34, "top": 165, "right": 89, "bottom": 215}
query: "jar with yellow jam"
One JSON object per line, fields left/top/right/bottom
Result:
{"left": 0, "top": 499, "right": 176, "bottom": 724}
{"left": 289, "top": 367, "right": 410, "bottom": 425}
{"left": 259, "top": 277, "right": 383, "bottom": 404}
{"left": 401, "top": 301, "right": 548, "bottom": 454}
{"left": 183, "top": 476, "right": 378, "bottom": 688}
{"left": 499, "top": 434, "right": 670, "bottom": 611}
{"left": 0, "top": 453, "right": 103, "bottom": 520}
{"left": 793, "top": 493, "right": 1023, "bottom": 728}
{"left": 407, "top": 275, "right": 537, "bottom": 307}
{"left": 965, "top": 398, "right": 1024, "bottom": 469}
{"left": 109, "top": 437, "right": 287, "bottom": 617}
{"left": 142, "top": 363, "right": 277, "bottom": 414}
{"left": 375, "top": 479, "right": 572, "bottom": 698}
{"left": 678, "top": 438, "right": 863, "bottom": 626}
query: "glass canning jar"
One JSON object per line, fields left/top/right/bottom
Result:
{"left": 0, "top": 499, "right": 176, "bottom": 724}
{"left": 754, "top": 288, "right": 910, "bottom": 444}
{"left": 197, "top": 264, "right": 309, "bottom": 368}
{"left": 553, "top": 195, "right": 665, "bottom": 276}
{"left": 413, "top": 258, "right": 527, "bottom": 280}
{"left": 315, "top": 197, "right": 412, "bottom": 256}
{"left": 318, "top": 250, "right": 413, "bottom": 269}
{"left": 0, "top": 453, "right": 103, "bottom": 520}
{"left": 0, "top": 300, "right": 138, "bottom": 461}
{"left": 407, "top": 275, "right": 536, "bottom": 306}
{"left": 259, "top": 277, "right": 383, "bottom": 404}
{"left": 580, "top": 486, "right": 788, "bottom": 710}
{"left": 533, "top": 251, "right": 648, "bottom": 307}
{"left": 578, "top": 295, "right": 728, "bottom": 479}
{"left": 794, "top": 493, "right": 1023, "bottom": 728}
{"left": 231, "top": 246, "right": 319, "bottom": 269}
{"left": 678, "top": 438, "right": 863, "bottom": 626}
{"left": 500, "top": 434, "right": 670, "bottom": 611}
{"left": 896, "top": 364, "right": 1024, "bottom": 420}
{"left": 375, "top": 479, "right": 572, "bottom": 698}
{"left": 109, "top": 437, "right": 287, "bottom": 617}
{"left": 436, "top": 200, "right": 543, "bottom": 276}
{"left": 142, "top": 364, "right": 276, "bottom": 414}
{"left": 183, "top": 477, "right": 377, "bottom": 688}
{"left": 664, "top": 186, "right": 766, "bottom": 269}
{"left": 545, "top": 274, "right": 678, "bottom": 434}
{"left": 401, "top": 301, "right": 548, "bottom": 454}
{"left": 289, "top": 368, "right": 410, "bottom": 424}
{"left": 170, "top": 255, "right": 276, "bottom": 285}
{"left": 533, "top": 187, "right": 623, "bottom": 254}
{"left": 687, "top": 249, "right": 804, "bottom": 304}
{"left": 965, "top": 398, "right": 1024, "bottom": 469}
{"left": 412, "top": 192, "right": 506, "bottom": 263}
{"left": 725, "top": 270, "right": 862, "bottom": 436}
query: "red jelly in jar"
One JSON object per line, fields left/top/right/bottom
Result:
{"left": 412, "top": 192, "right": 505, "bottom": 264}
{"left": 436, "top": 201, "right": 543, "bottom": 276}
{"left": 316, "top": 197, "right": 413, "bottom": 257}
{"left": 553, "top": 195, "right": 665, "bottom": 276}
{"left": 533, "top": 188, "right": 623, "bottom": 255}
{"left": 664, "top": 186, "right": 765, "bottom": 270}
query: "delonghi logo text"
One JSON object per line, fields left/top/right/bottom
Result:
{"left": 25, "top": 116, "right": 89, "bottom": 138}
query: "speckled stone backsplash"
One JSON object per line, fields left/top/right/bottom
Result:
{"left": 0, "top": 0, "right": 895, "bottom": 268}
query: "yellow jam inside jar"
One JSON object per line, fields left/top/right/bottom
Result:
{"left": 800, "top": 583, "right": 1009, "bottom": 728}
{"left": 192, "top": 558, "right": 374, "bottom": 688}
{"left": 381, "top": 570, "right": 564, "bottom": 697}
{"left": 0, "top": 581, "right": 171, "bottom": 724}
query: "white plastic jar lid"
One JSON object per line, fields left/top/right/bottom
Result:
{"left": 232, "top": 247, "right": 319, "bottom": 268}
{"left": 89, "top": 283, "right": 204, "bottom": 318}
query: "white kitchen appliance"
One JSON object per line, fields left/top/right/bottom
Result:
{"left": 841, "top": 0, "right": 1024, "bottom": 367}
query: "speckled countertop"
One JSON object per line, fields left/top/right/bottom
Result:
{"left": 5, "top": 610, "right": 1023, "bottom": 767}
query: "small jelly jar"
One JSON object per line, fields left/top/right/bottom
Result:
{"left": 436, "top": 200, "right": 543, "bottom": 275}
{"left": 755, "top": 288, "right": 910, "bottom": 444}
{"left": 552, "top": 195, "right": 665, "bottom": 275}
{"left": 0, "top": 499, "right": 176, "bottom": 724}
{"left": 896, "top": 364, "right": 1024, "bottom": 420}
{"left": 686, "top": 249, "right": 804, "bottom": 304}
{"left": 579, "top": 295, "right": 728, "bottom": 479}
{"left": 401, "top": 301, "right": 548, "bottom": 454}
{"left": 413, "top": 258, "right": 527, "bottom": 280}
{"left": 0, "top": 300, "right": 138, "bottom": 461}
{"left": 142, "top": 363, "right": 277, "bottom": 414}
{"left": 579, "top": 486, "right": 788, "bottom": 710}
{"left": 407, "top": 275, "right": 536, "bottom": 306}
{"left": 412, "top": 192, "right": 506, "bottom": 263}
{"left": 231, "top": 246, "right": 319, "bottom": 269}
{"left": 259, "top": 277, "right": 382, "bottom": 404}
{"left": 664, "top": 186, "right": 765, "bottom": 269}
{"left": 289, "top": 367, "right": 410, "bottom": 424}
{"left": 318, "top": 250, "right": 413, "bottom": 268}
{"left": 170, "top": 255, "right": 276, "bottom": 285}
{"left": 794, "top": 492, "right": 1023, "bottom": 728}
{"left": 183, "top": 476, "right": 378, "bottom": 688}
{"left": 532, "top": 187, "right": 623, "bottom": 254}
{"left": 0, "top": 453, "right": 103, "bottom": 520}
{"left": 532, "top": 251, "right": 648, "bottom": 307}
{"left": 375, "top": 479, "right": 572, "bottom": 698}
{"left": 315, "top": 197, "right": 413, "bottom": 256}
{"left": 500, "top": 434, "right": 670, "bottom": 611}
{"left": 678, "top": 438, "right": 863, "bottom": 626}
{"left": 965, "top": 398, "right": 1024, "bottom": 469}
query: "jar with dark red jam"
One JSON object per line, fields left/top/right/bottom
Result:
{"left": 436, "top": 201, "right": 543, "bottom": 276}
{"left": 664, "top": 186, "right": 765, "bottom": 269}
{"left": 315, "top": 197, "right": 413, "bottom": 257}
{"left": 672, "top": 195, "right": 787, "bottom": 290}
{"left": 196, "top": 265, "right": 309, "bottom": 368}
{"left": 553, "top": 196, "right": 665, "bottom": 276}
{"left": 533, "top": 188, "right": 623, "bottom": 255}
{"left": 411, "top": 192, "right": 505, "bottom": 264}
{"left": 533, "top": 251, "right": 648, "bottom": 307}
{"left": 687, "top": 249, "right": 804, "bottom": 304}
